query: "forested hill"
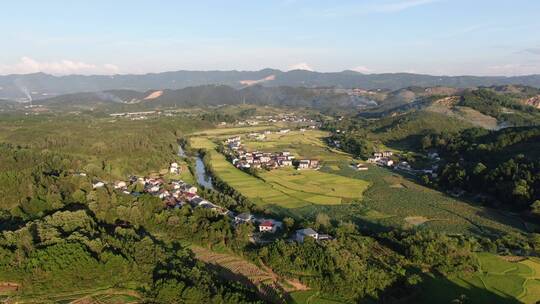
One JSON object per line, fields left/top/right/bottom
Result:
{"left": 2, "top": 69, "right": 540, "bottom": 100}
{"left": 34, "top": 85, "right": 377, "bottom": 109}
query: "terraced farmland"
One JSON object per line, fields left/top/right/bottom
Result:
{"left": 417, "top": 254, "right": 540, "bottom": 304}
{"left": 191, "top": 246, "right": 310, "bottom": 303}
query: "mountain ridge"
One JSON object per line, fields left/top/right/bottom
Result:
{"left": 3, "top": 69, "right": 540, "bottom": 101}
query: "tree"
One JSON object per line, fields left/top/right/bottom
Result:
{"left": 283, "top": 217, "right": 295, "bottom": 233}
{"left": 315, "top": 213, "right": 331, "bottom": 231}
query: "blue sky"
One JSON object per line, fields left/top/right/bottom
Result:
{"left": 1, "top": 0, "right": 539, "bottom": 75}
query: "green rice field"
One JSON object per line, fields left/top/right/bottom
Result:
{"left": 417, "top": 254, "right": 540, "bottom": 304}
{"left": 189, "top": 134, "right": 368, "bottom": 208}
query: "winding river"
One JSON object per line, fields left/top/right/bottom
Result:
{"left": 195, "top": 156, "right": 214, "bottom": 189}
{"left": 178, "top": 142, "right": 214, "bottom": 189}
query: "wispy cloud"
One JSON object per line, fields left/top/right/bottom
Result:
{"left": 0, "top": 57, "right": 120, "bottom": 75}
{"left": 316, "top": 0, "right": 441, "bottom": 17}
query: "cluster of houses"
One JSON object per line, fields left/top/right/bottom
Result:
{"left": 224, "top": 136, "right": 319, "bottom": 170}
{"left": 394, "top": 152, "right": 440, "bottom": 178}
{"left": 92, "top": 173, "right": 226, "bottom": 212}
{"left": 233, "top": 212, "right": 331, "bottom": 243}
{"left": 91, "top": 169, "right": 330, "bottom": 243}
{"left": 367, "top": 151, "right": 394, "bottom": 167}
{"left": 109, "top": 111, "right": 157, "bottom": 120}
{"left": 232, "top": 113, "right": 319, "bottom": 128}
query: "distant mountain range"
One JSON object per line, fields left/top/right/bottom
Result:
{"left": 2, "top": 69, "right": 540, "bottom": 101}
{"left": 33, "top": 85, "right": 377, "bottom": 110}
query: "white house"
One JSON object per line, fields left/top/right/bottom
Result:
{"left": 235, "top": 212, "right": 255, "bottom": 224}
{"left": 356, "top": 163, "right": 369, "bottom": 171}
{"left": 170, "top": 162, "right": 180, "bottom": 174}
{"left": 298, "top": 160, "right": 311, "bottom": 169}
{"left": 93, "top": 181, "right": 105, "bottom": 189}
{"left": 182, "top": 185, "right": 198, "bottom": 194}
{"left": 280, "top": 159, "right": 293, "bottom": 166}
{"left": 295, "top": 228, "right": 319, "bottom": 243}
{"left": 259, "top": 220, "right": 282, "bottom": 233}
{"left": 114, "top": 181, "right": 127, "bottom": 189}
{"left": 377, "top": 158, "right": 394, "bottom": 167}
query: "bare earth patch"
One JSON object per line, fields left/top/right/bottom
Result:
{"left": 405, "top": 216, "right": 430, "bottom": 226}
{"left": 390, "top": 183, "right": 406, "bottom": 188}
{"left": 0, "top": 282, "right": 20, "bottom": 293}
{"left": 143, "top": 90, "right": 163, "bottom": 100}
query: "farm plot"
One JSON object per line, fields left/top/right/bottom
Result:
{"left": 191, "top": 246, "right": 311, "bottom": 303}
{"left": 190, "top": 135, "right": 369, "bottom": 208}
{"left": 416, "top": 254, "right": 540, "bottom": 304}
{"left": 260, "top": 169, "right": 369, "bottom": 205}
{"left": 321, "top": 164, "right": 525, "bottom": 235}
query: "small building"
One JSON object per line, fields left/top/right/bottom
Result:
{"left": 190, "top": 197, "right": 205, "bottom": 206}
{"left": 396, "top": 161, "right": 411, "bottom": 170}
{"left": 225, "top": 136, "right": 241, "bottom": 143}
{"left": 317, "top": 234, "right": 333, "bottom": 241}
{"left": 298, "top": 160, "right": 311, "bottom": 169}
{"left": 382, "top": 151, "right": 393, "bottom": 157}
{"left": 259, "top": 220, "right": 281, "bottom": 233}
{"left": 295, "top": 228, "right": 319, "bottom": 243}
{"left": 367, "top": 157, "right": 378, "bottom": 163}
{"left": 170, "top": 162, "right": 180, "bottom": 174}
{"left": 377, "top": 158, "right": 394, "bottom": 167}
{"left": 280, "top": 159, "right": 293, "bottom": 166}
{"left": 181, "top": 184, "right": 198, "bottom": 194}
{"left": 356, "top": 163, "right": 369, "bottom": 171}
{"left": 114, "top": 181, "right": 127, "bottom": 189}
{"left": 235, "top": 212, "right": 255, "bottom": 224}
{"left": 93, "top": 181, "right": 105, "bottom": 189}
{"left": 428, "top": 152, "right": 439, "bottom": 159}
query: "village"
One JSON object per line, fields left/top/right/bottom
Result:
{"left": 352, "top": 149, "right": 441, "bottom": 181}
{"left": 223, "top": 135, "right": 320, "bottom": 170}
{"left": 90, "top": 161, "right": 331, "bottom": 244}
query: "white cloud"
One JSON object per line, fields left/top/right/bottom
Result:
{"left": 287, "top": 62, "right": 314, "bottom": 71}
{"left": 0, "top": 57, "right": 120, "bottom": 75}
{"left": 351, "top": 66, "right": 373, "bottom": 73}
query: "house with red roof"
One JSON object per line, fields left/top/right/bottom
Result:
{"left": 258, "top": 219, "right": 282, "bottom": 233}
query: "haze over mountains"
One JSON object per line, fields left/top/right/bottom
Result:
{"left": 2, "top": 69, "right": 540, "bottom": 101}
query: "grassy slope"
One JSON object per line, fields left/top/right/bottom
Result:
{"left": 319, "top": 163, "right": 525, "bottom": 235}
{"left": 417, "top": 254, "right": 540, "bottom": 304}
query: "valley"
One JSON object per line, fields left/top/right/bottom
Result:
{"left": 0, "top": 84, "right": 538, "bottom": 304}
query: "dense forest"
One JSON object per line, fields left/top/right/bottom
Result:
{"left": 421, "top": 126, "right": 540, "bottom": 211}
